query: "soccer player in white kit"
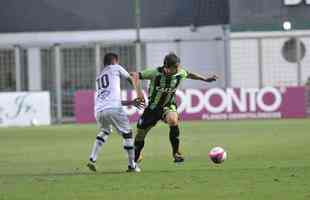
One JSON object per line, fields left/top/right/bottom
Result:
{"left": 87, "top": 53, "right": 145, "bottom": 172}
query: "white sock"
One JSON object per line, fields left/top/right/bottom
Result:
{"left": 123, "top": 138, "right": 135, "bottom": 168}
{"left": 126, "top": 148, "right": 136, "bottom": 168}
{"left": 89, "top": 132, "right": 109, "bottom": 162}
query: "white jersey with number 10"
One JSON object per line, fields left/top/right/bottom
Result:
{"left": 95, "top": 64, "right": 130, "bottom": 113}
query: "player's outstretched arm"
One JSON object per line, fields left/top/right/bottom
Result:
{"left": 121, "top": 98, "right": 145, "bottom": 109}
{"left": 128, "top": 72, "right": 145, "bottom": 102}
{"left": 187, "top": 71, "right": 219, "bottom": 83}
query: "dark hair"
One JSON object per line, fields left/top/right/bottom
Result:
{"left": 163, "top": 53, "right": 180, "bottom": 68}
{"left": 104, "top": 52, "right": 118, "bottom": 66}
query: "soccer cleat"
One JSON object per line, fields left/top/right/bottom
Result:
{"left": 173, "top": 152, "right": 185, "bottom": 163}
{"left": 126, "top": 165, "right": 141, "bottom": 173}
{"left": 137, "top": 154, "right": 144, "bottom": 163}
{"left": 87, "top": 159, "right": 97, "bottom": 172}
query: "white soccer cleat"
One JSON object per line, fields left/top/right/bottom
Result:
{"left": 126, "top": 164, "right": 141, "bottom": 173}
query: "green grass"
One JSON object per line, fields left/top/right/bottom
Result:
{"left": 0, "top": 119, "right": 310, "bottom": 200}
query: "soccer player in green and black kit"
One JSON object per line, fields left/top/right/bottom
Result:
{"left": 131, "top": 53, "right": 218, "bottom": 163}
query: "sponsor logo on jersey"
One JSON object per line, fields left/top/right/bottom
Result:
{"left": 155, "top": 86, "right": 177, "bottom": 93}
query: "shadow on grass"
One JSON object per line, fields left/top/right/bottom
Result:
{"left": 0, "top": 169, "right": 182, "bottom": 178}
{"left": 2, "top": 164, "right": 298, "bottom": 178}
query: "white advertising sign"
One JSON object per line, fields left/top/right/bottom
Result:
{"left": 0, "top": 92, "right": 51, "bottom": 127}
{"left": 74, "top": 87, "right": 306, "bottom": 123}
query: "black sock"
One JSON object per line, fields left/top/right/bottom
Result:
{"left": 169, "top": 125, "right": 180, "bottom": 155}
{"left": 134, "top": 140, "right": 145, "bottom": 162}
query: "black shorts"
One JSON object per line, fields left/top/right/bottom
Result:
{"left": 137, "top": 105, "right": 178, "bottom": 129}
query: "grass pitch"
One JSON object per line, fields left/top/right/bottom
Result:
{"left": 0, "top": 119, "right": 310, "bottom": 200}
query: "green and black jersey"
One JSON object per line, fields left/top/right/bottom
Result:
{"left": 139, "top": 67, "right": 188, "bottom": 110}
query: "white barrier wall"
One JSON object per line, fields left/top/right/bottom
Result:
{"left": 0, "top": 92, "right": 51, "bottom": 127}
{"left": 230, "top": 30, "right": 310, "bottom": 88}
{"left": 230, "top": 39, "right": 259, "bottom": 87}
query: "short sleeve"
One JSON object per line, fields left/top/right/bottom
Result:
{"left": 139, "top": 68, "right": 158, "bottom": 80}
{"left": 179, "top": 68, "right": 189, "bottom": 80}
{"left": 118, "top": 65, "right": 130, "bottom": 79}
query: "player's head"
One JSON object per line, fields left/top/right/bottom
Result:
{"left": 163, "top": 53, "right": 180, "bottom": 75}
{"left": 104, "top": 52, "right": 119, "bottom": 66}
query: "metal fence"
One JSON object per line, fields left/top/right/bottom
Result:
{"left": 40, "top": 44, "right": 140, "bottom": 122}
{"left": 0, "top": 35, "right": 310, "bottom": 122}
{"left": 0, "top": 49, "right": 15, "bottom": 91}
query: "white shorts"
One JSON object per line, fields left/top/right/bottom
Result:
{"left": 95, "top": 107, "right": 131, "bottom": 135}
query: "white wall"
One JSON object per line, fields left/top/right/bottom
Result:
{"left": 27, "top": 48, "right": 42, "bottom": 91}
{"left": 0, "top": 25, "right": 226, "bottom": 89}
{"left": 0, "top": 26, "right": 223, "bottom": 47}
{"left": 301, "top": 38, "right": 310, "bottom": 83}
{"left": 262, "top": 38, "right": 298, "bottom": 86}
{"left": 230, "top": 30, "right": 310, "bottom": 88}
{"left": 230, "top": 39, "right": 259, "bottom": 88}
{"left": 145, "top": 40, "right": 225, "bottom": 89}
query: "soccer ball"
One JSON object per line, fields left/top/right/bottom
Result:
{"left": 208, "top": 146, "right": 227, "bottom": 164}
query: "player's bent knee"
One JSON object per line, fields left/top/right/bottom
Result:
{"left": 165, "top": 112, "right": 178, "bottom": 126}
{"left": 96, "top": 131, "right": 110, "bottom": 143}
{"left": 166, "top": 116, "right": 178, "bottom": 126}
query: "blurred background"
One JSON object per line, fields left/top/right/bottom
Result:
{"left": 0, "top": 0, "right": 310, "bottom": 124}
